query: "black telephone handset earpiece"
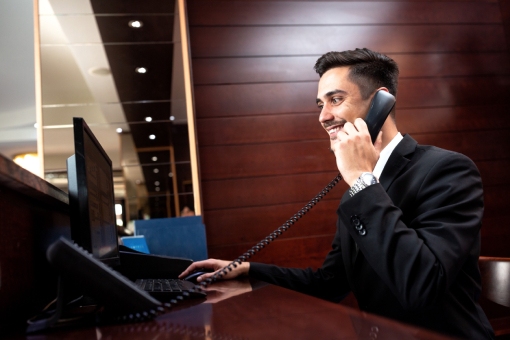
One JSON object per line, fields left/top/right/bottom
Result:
{"left": 193, "top": 91, "right": 397, "bottom": 289}
{"left": 365, "top": 90, "right": 396, "bottom": 144}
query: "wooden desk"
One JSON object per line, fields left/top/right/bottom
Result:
{"left": 0, "top": 157, "right": 452, "bottom": 339}
{"left": 0, "top": 154, "right": 70, "bottom": 331}
{"left": 20, "top": 279, "right": 453, "bottom": 340}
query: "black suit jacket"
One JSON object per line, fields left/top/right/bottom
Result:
{"left": 250, "top": 135, "right": 494, "bottom": 339}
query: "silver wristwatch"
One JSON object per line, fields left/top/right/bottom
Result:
{"left": 349, "top": 172, "right": 378, "bottom": 197}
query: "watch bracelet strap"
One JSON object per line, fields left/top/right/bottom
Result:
{"left": 349, "top": 173, "right": 377, "bottom": 197}
{"left": 348, "top": 180, "right": 366, "bottom": 197}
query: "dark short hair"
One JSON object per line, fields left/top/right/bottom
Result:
{"left": 314, "top": 48, "right": 399, "bottom": 100}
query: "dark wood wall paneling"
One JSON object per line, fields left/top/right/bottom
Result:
{"left": 188, "top": 0, "right": 510, "bottom": 267}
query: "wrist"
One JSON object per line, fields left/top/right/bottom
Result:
{"left": 349, "top": 172, "right": 378, "bottom": 197}
{"left": 243, "top": 262, "right": 250, "bottom": 275}
{"left": 237, "top": 262, "right": 250, "bottom": 276}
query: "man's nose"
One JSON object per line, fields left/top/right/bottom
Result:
{"left": 319, "top": 105, "right": 334, "bottom": 124}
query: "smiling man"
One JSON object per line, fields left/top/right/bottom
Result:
{"left": 180, "top": 48, "right": 494, "bottom": 339}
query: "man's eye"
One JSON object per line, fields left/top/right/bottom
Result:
{"left": 332, "top": 97, "right": 340, "bottom": 104}
{"left": 317, "top": 104, "right": 323, "bottom": 110}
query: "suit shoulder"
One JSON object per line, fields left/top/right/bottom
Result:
{"left": 416, "top": 144, "right": 476, "bottom": 167}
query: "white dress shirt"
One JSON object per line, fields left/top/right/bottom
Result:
{"left": 372, "top": 132, "right": 403, "bottom": 180}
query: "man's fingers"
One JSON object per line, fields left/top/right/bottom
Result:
{"left": 178, "top": 263, "right": 198, "bottom": 278}
{"left": 179, "top": 259, "right": 215, "bottom": 278}
{"left": 196, "top": 271, "right": 217, "bottom": 282}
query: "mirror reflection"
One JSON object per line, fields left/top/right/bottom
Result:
{"left": 39, "top": 0, "right": 196, "bottom": 231}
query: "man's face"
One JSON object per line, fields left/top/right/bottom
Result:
{"left": 316, "top": 67, "right": 372, "bottom": 148}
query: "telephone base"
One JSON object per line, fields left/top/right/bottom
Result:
{"left": 117, "top": 246, "right": 193, "bottom": 280}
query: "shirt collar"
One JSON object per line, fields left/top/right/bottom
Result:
{"left": 373, "top": 132, "right": 403, "bottom": 180}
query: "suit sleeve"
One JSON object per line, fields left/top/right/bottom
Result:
{"left": 249, "top": 224, "right": 351, "bottom": 302}
{"left": 338, "top": 150, "right": 483, "bottom": 311}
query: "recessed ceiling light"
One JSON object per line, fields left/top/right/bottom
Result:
{"left": 169, "top": 116, "right": 175, "bottom": 121}
{"left": 155, "top": 181, "right": 160, "bottom": 186}
{"left": 128, "top": 20, "right": 143, "bottom": 28}
{"left": 135, "top": 67, "right": 147, "bottom": 74}
{"left": 155, "top": 187, "right": 160, "bottom": 192}
{"left": 152, "top": 156, "right": 158, "bottom": 161}
{"left": 33, "top": 123, "right": 38, "bottom": 128}
{"left": 168, "top": 172, "right": 173, "bottom": 177}
{"left": 145, "top": 116, "right": 152, "bottom": 122}
{"left": 149, "top": 134, "right": 156, "bottom": 140}
{"left": 116, "top": 128, "right": 122, "bottom": 133}
{"left": 153, "top": 168, "right": 159, "bottom": 173}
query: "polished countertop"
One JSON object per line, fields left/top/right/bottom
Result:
{"left": 21, "top": 278, "right": 454, "bottom": 340}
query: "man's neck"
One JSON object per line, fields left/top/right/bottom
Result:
{"left": 380, "top": 122, "right": 399, "bottom": 150}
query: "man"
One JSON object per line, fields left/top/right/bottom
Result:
{"left": 180, "top": 48, "right": 494, "bottom": 339}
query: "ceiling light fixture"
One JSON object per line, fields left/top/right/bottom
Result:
{"left": 149, "top": 134, "right": 156, "bottom": 140}
{"left": 155, "top": 181, "right": 160, "bottom": 186}
{"left": 128, "top": 20, "right": 143, "bottom": 28}
{"left": 116, "top": 128, "right": 122, "bottom": 133}
{"left": 145, "top": 116, "right": 152, "bottom": 122}
{"left": 153, "top": 168, "right": 159, "bottom": 173}
{"left": 135, "top": 67, "right": 147, "bottom": 74}
{"left": 169, "top": 116, "right": 175, "bottom": 121}
{"left": 152, "top": 156, "right": 158, "bottom": 161}
{"left": 155, "top": 187, "right": 160, "bottom": 192}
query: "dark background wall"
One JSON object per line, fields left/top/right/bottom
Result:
{"left": 188, "top": 0, "right": 510, "bottom": 269}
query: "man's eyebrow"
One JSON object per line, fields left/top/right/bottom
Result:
{"left": 316, "top": 89, "right": 347, "bottom": 104}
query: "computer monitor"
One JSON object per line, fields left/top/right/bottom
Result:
{"left": 67, "top": 117, "right": 120, "bottom": 267}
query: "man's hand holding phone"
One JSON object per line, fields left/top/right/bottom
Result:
{"left": 331, "top": 118, "right": 383, "bottom": 186}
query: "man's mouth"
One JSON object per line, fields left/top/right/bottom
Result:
{"left": 325, "top": 122, "right": 345, "bottom": 140}
{"left": 328, "top": 126, "right": 341, "bottom": 135}
{"left": 322, "top": 119, "right": 346, "bottom": 140}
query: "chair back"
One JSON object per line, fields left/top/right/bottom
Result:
{"left": 478, "top": 256, "right": 510, "bottom": 338}
{"left": 479, "top": 256, "right": 510, "bottom": 308}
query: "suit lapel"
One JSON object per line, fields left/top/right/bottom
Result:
{"left": 339, "top": 135, "right": 417, "bottom": 286}
{"left": 379, "top": 134, "right": 416, "bottom": 191}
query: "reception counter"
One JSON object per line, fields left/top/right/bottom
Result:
{"left": 0, "top": 154, "right": 70, "bottom": 332}
{"left": 23, "top": 279, "right": 454, "bottom": 340}
{"left": 0, "top": 156, "right": 454, "bottom": 339}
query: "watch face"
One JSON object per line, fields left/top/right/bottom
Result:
{"left": 361, "top": 173, "right": 376, "bottom": 185}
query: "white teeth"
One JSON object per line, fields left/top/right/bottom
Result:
{"left": 328, "top": 127, "right": 339, "bottom": 135}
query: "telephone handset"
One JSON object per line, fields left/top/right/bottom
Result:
{"left": 365, "top": 90, "right": 396, "bottom": 143}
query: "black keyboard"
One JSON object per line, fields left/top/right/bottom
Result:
{"left": 135, "top": 278, "right": 206, "bottom": 299}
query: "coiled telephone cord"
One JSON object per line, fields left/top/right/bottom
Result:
{"left": 192, "top": 173, "right": 342, "bottom": 290}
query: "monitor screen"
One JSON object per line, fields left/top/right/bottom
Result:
{"left": 67, "top": 117, "right": 120, "bottom": 267}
